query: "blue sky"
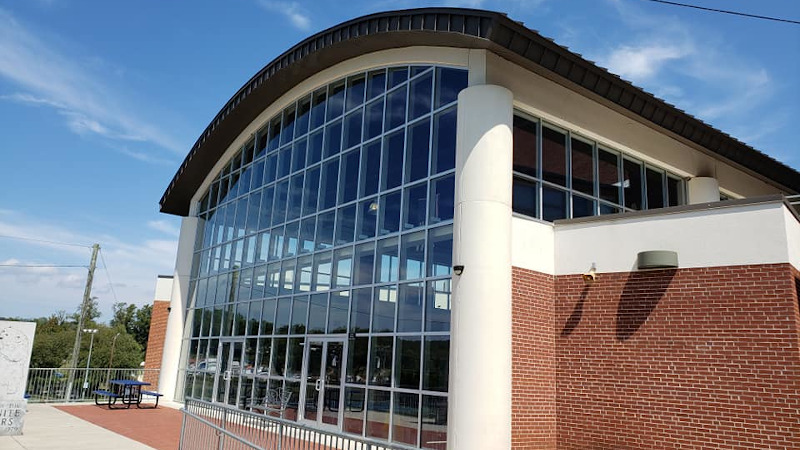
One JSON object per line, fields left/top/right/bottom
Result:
{"left": 1, "top": 0, "right": 798, "bottom": 321}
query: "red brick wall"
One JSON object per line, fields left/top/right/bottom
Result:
{"left": 143, "top": 300, "right": 170, "bottom": 389}
{"left": 554, "top": 263, "right": 800, "bottom": 449}
{"left": 512, "top": 267, "right": 556, "bottom": 449}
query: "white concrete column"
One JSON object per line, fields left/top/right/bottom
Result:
{"left": 448, "top": 85, "right": 514, "bottom": 450}
{"left": 158, "top": 216, "right": 199, "bottom": 401}
{"left": 687, "top": 176, "right": 720, "bottom": 204}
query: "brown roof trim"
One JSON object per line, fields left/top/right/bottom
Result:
{"left": 160, "top": 7, "right": 800, "bottom": 216}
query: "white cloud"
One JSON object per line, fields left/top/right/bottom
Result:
{"left": 0, "top": 210, "right": 177, "bottom": 320}
{"left": 147, "top": 219, "right": 181, "bottom": 237}
{"left": 603, "top": 43, "right": 690, "bottom": 81}
{"left": 257, "top": 1, "right": 312, "bottom": 31}
{"left": 0, "top": 9, "right": 184, "bottom": 155}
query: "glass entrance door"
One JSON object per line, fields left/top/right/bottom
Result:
{"left": 300, "top": 338, "right": 345, "bottom": 429}
{"left": 214, "top": 340, "right": 244, "bottom": 407}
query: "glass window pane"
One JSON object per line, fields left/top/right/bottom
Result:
{"left": 403, "top": 183, "right": 427, "bottom": 230}
{"left": 280, "top": 259, "right": 295, "bottom": 296}
{"left": 256, "top": 337, "right": 271, "bottom": 375}
{"left": 295, "top": 95, "right": 311, "bottom": 137}
{"left": 366, "top": 390, "right": 390, "bottom": 439}
{"left": 382, "top": 130, "right": 404, "bottom": 190}
{"left": 308, "top": 293, "right": 327, "bottom": 334}
{"left": 250, "top": 160, "right": 264, "bottom": 191}
{"left": 646, "top": 167, "right": 665, "bottom": 209}
{"left": 427, "top": 225, "right": 452, "bottom": 277}
{"left": 302, "top": 166, "right": 320, "bottom": 216}
{"left": 429, "top": 175, "right": 454, "bottom": 224}
{"left": 286, "top": 338, "right": 304, "bottom": 379}
{"left": 339, "top": 149, "right": 360, "bottom": 204}
{"left": 346, "top": 75, "right": 366, "bottom": 111}
{"left": 316, "top": 210, "right": 335, "bottom": 250}
{"left": 542, "top": 186, "right": 567, "bottom": 222}
{"left": 409, "top": 71, "right": 432, "bottom": 121}
{"left": 667, "top": 176, "right": 683, "bottom": 207}
{"left": 426, "top": 279, "right": 451, "bottom": 332}
{"left": 354, "top": 241, "right": 375, "bottom": 286}
{"left": 259, "top": 187, "right": 274, "bottom": 230}
{"left": 272, "top": 180, "right": 288, "bottom": 226}
{"left": 328, "top": 290, "right": 349, "bottom": 333}
{"left": 350, "top": 287, "right": 372, "bottom": 333}
{"left": 367, "top": 69, "right": 387, "bottom": 100}
{"left": 333, "top": 246, "right": 353, "bottom": 288}
{"left": 266, "top": 262, "right": 280, "bottom": 297}
{"left": 623, "top": 159, "right": 643, "bottom": 210}
{"left": 397, "top": 282, "right": 424, "bottom": 332}
{"left": 389, "top": 66, "right": 408, "bottom": 88}
{"left": 313, "top": 251, "right": 332, "bottom": 291}
{"left": 283, "top": 221, "right": 299, "bottom": 258}
{"left": 375, "top": 237, "right": 399, "bottom": 283}
{"left": 296, "top": 255, "right": 312, "bottom": 293}
{"left": 372, "top": 285, "right": 397, "bottom": 333}
{"left": 512, "top": 177, "right": 538, "bottom": 218}
{"left": 343, "top": 110, "right": 363, "bottom": 150}
{"left": 385, "top": 85, "right": 407, "bottom": 130}
{"left": 327, "top": 81, "right": 345, "bottom": 121}
{"left": 379, "top": 191, "right": 401, "bottom": 235}
{"left": 299, "top": 217, "right": 315, "bottom": 254}
{"left": 542, "top": 126, "right": 567, "bottom": 186}
{"left": 253, "top": 265, "right": 267, "bottom": 299}
{"left": 268, "top": 226, "right": 284, "bottom": 261}
{"left": 357, "top": 198, "right": 378, "bottom": 241}
{"left": 361, "top": 141, "right": 381, "bottom": 198}
{"left": 336, "top": 205, "right": 356, "bottom": 245}
{"left": 271, "top": 338, "right": 286, "bottom": 376}
{"left": 423, "top": 336, "right": 449, "bottom": 392}
{"left": 344, "top": 387, "right": 366, "bottom": 435}
{"left": 393, "top": 392, "right": 419, "bottom": 446}
{"left": 572, "top": 195, "right": 596, "bottom": 218}
{"left": 275, "top": 298, "right": 290, "bottom": 334}
{"left": 598, "top": 148, "right": 620, "bottom": 204}
{"left": 261, "top": 298, "right": 275, "bottom": 334}
{"left": 291, "top": 138, "right": 306, "bottom": 173}
{"left": 364, "top": 98, "right": 384, "bottom": 141}
{"left": 320, "top": 159, "right": 339, "bottom": 210}
{"left": 347, "top": 337, "right": 369, "bottom": 383}
{"left": 421, "top": 396, "right": 448, "bottom": 450}
{"left": 287, "top": 174, "right": 304, "bottom": 221}
{"left": 406, "top": 118, "right": 430, "bottom": 183}
{"left": 513, "top": 116, "right": 538, "bottom": 178}
{"left": 400, "top": 231, "right": 425, "bottom": 280}
{"left": 281, "top": 106, "right": 296, "bottom": 146}
{"left": 599, "top": 203, "right": 621, "bottom": 215}
{"left": 268, "top": 116, "right": 281, "bottom": 152}
{"left": 324, "top": 119, "right": 343, "bottom": 159}
{"left": 246, "top": 191, "right": 261, "bottom": 235}
{"left": 308, "top": 129, "right": 323, "bottom": 165}
{"left": 571, "top": 137, "right": 594, "bottom": 195}
{"left": 435, "top": 67, "right": 468, "bottom": 109}
{"left": 431, "top": 107, "right": 456, "bottom": 174}
{"left": 290, "top": 296, "right": 308, "bottom": 334}
{"left": 310, "top": 88, "right": 327, "bottom": 130}
{"left": 369, "top": 337, "right": 393, "bottom": 387}
{"left": 278, "top": 146, "right": 292, "bottom": 179}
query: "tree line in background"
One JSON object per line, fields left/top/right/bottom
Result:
{"left": 2, "top": 299, "right": 152, "bottom": 369}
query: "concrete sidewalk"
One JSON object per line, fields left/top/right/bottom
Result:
{"left": 0, "top": 404, "right": 154, "bottom": 450}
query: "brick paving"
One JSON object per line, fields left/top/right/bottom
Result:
{"left": 56, "top": 404, "right": 182, "bottom": 450}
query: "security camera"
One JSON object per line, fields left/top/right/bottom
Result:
{"left": 582, "top": 265, "right": 596, "bottom": 284}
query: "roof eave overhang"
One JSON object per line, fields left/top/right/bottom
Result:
{"left": 160, "top": 8, "right": 800, "bottom": 216}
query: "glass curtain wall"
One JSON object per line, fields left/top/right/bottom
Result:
{"left": 185, "top": 65, "right": 467, "bottom": 449}
{"left": 512, "top": 113, "right": 686, "bottom": 221}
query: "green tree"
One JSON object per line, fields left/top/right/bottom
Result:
{"left": 110, "top": 302, "right": 151, "bottom": 352}
{"left": 77, "top": 326, "right": 142, "bottom": 369}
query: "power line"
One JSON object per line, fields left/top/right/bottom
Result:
{"left": 0, "top": 264, "right": 88, "bottom": 268}
{"left": 99, "top": 248, "right": 120, "bottom": 304}
{"left": 638, "top": 0, "right": 800, "bottom": 25}
{"left": 0, "top": 234, "right": 92, "bottom": 248}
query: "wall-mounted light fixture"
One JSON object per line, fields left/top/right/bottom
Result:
{"left": 453, "top": 265, "right": 465, "bottom": 276}
{"left": 582, "top": 263, "right": 597, "bottom": 284}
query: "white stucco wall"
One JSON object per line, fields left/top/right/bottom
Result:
{"left": 511, "top": 217, "right": 555, "bottom": 274}
{"left": 784, "top": 206, "right": 800, "bottom": 272}
{"left": 554, "top": 202, "right": 791, "bottom": 275}
{"left": 153, "top": 276, "right": 173, "bottom": 302}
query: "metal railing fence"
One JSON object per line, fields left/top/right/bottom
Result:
{"left": 181, "top": 398, "right": 420, "bottom": 450}
{"left": 26, "top": 368, "right": 160, "bottom": 403}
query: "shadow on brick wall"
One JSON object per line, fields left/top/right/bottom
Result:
{"left": 616, "top": 269, "right": 676, "bottom": 341}
{"left": 560, "top": 286, "right": 590, "bottom": 337}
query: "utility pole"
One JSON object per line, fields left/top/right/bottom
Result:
{"left": 64, "top": 243, "right": 100, "bottom": 402}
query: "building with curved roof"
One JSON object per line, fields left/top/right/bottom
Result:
{"left": 157, "top": 8, "right": 800, "bottom": 450}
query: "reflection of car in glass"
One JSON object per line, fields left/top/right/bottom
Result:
{"left": 192, "top": 359, "right": 217, "bottom": 372}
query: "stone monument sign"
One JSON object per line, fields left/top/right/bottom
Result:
{"left": 0, "top": 320, "right": 36, "bottom": 436}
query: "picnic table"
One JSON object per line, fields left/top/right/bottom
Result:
{"left": 93, "top": 380, "right": 162, "bottom": 409}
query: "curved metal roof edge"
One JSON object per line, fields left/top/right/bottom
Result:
{"left": 160, "top": 7, "right": 800, "bottom": 216}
